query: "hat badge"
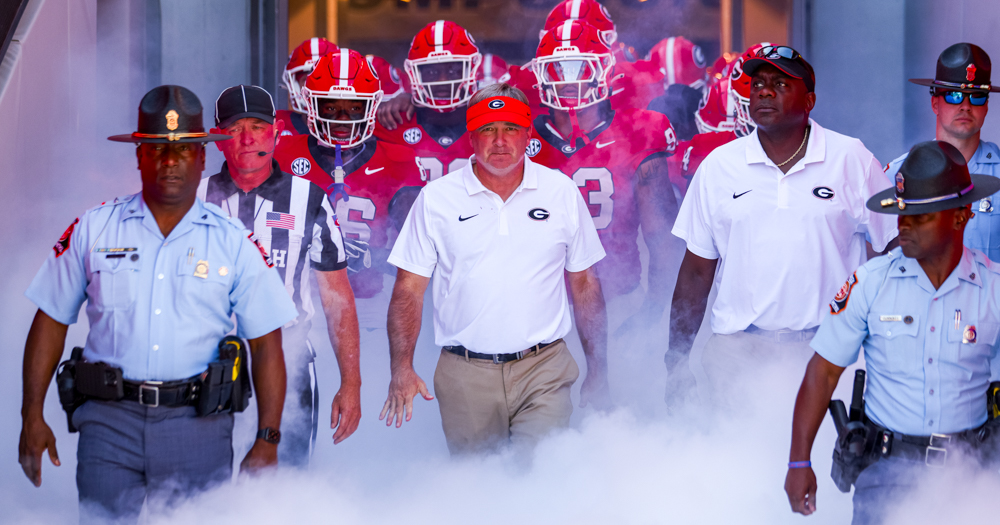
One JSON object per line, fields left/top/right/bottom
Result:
{"left": 165, "top": 110, "right": 179, "bottom": 131}
{"left": 967, "top": 63, "right": 977, "bottom": 82}
{"left": 895, "top": 172, "right": 905, "bottom": 193}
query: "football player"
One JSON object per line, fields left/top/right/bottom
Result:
{"left": 274, "top": 50, "right": 424, "bottom": 308}
{"left": 277, "top": 37, "right": 339, "bottom": 137}
{"left": 644, "top": 36, "right": 710, "bottom": 141}
{"left": 279, "top": 38, "right": 404, "bottom": 139}
{"left": 374, "top": 20, "right": 481, "bottom": 182}
{"left": 527, "top": 20, "right": 681, "bottom": 330}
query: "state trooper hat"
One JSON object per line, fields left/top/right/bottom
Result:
{"left": 108, "top": 85, "right": 232, "bottom": 144}
{"left": 909, "top": 42, "right": 1000, "bottom": 93}
{"left": 868, "top": 141, "right": 1000, "bottom": 215}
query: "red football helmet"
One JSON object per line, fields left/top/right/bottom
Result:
{"left": 367, "top": 54, "right": 405, "bottom": 99}
{"left": 533, "top": 20, "right": 616, "bottom": 110}
{"left": 477, "top": 53, "right": 510, "bottom": 90}
{"left": 404, "top": 20, "right": 482, "bottom": 110}
{"left": 647, "top": 36, "right": 708, "bottom": 91}
{"left": 730, "top": 42, "right": 773, "bottom": 135}
{"left": 540, "top": 0, "right": 616, "bottom": 45}
{"left": 694, "top": 74, "right": 738, "bottom": 135}
{"left": 303, "top": 49, "right": 383, "bottom": 149}
{"left": 283, "top": 37, "right": 339, "bottom": 114}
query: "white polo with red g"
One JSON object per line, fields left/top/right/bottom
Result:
{"left": 388, "top": 155, "right": 606, "bottom": 355}
{"left": 672, "top": 119, "right": 898, "bottom": 334}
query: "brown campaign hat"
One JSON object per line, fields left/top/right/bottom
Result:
{"left": 868, "top": 141, "right": 1000, "bottom": 215}
{"left": 909, "top": 43, "right": 1000, "bottom": 93}
{"left": 108, "top": 85, "right": 232, "bottom": 143}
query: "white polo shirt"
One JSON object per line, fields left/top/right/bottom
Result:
{"left": 389, "top": 156, "right": 606, "bottom": 354}
{"left": 672, "top": 119, "right": 897, "bottom": 334}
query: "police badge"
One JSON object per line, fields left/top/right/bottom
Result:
{"left": 963, "top": 325, "right": 977, "bottom": 344}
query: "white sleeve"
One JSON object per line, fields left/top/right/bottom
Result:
{"left": 566, "top": 186, "right": 606, "bottom": 272}
{"left": 387, "top": 189, "right": 437, "bottom": 278}
{"left": 860, "top": 155, "right": 898, "bottom": 252}
{"left": 671, "top": 162, "right": 720, "bottom": 259}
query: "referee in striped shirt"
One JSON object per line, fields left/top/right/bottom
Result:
{"left": 198, "top": 85, "right": 361, "bottom": 466}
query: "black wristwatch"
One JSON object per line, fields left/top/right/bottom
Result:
{"left": 256, "top": 427, "right": 281, "bottom": 445}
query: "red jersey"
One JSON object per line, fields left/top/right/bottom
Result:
{"left": 529, "top": 107, "right": 677, "bottom": 298}
{"left": 374, "top": 108, "right": 473, "bottom": 182}
{"left": 670, "top": 131, "right": 738, "bottom": 195}
{"left": 275, "top": 109, "right": 309, "bottom": 138}
{"left": 611, "top": 59, "right": 665, "bottom": 112}
{"left": 274, "top": 135, "right": 424, "bottom": 298}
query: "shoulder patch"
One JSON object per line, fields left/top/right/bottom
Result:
{"left": 248, "top": 232, "right": 274, "bottom": 268}
{"left": 53, "top": 218, "right": 79, "bottom": 258}
{"left": 830, "top": 272, "right": 858, "bottom": 315}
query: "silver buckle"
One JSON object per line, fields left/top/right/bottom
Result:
{"left": 139, "top": 383, "right": 160, "bottom": 407}
{"left": 925, "top": 433, "right": 951, "bottom": 467}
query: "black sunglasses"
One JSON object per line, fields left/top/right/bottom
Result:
{"left": 755, "top": 46, "right": 802, "bottom": 61}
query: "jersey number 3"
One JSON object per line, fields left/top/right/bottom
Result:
{"left": 565, "top": 167, "right": 614, "bottom": 230}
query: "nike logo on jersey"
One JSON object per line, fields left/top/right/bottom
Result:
{"left": 733, "top": 190, "right": 752, "bottom": 199}
{"left": 458, "top": 214, "right": 478, "bottom": 222}
{"left": 595, "top": 140, "right": 616, "bottom": 149}
{"left": 364, "top": 167, "right": 385, "bottom": 175}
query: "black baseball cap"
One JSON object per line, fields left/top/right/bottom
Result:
{"left": 742, "top": 45, "right": 816, "bottom": 92}
{"left": 215, "top": 84, "right": 276, "bottom": 129}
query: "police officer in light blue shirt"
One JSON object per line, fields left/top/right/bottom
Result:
{"left": 785, "top": 141, "right": 1000, "bottom": 525}
{"left": 885, "top": 43, "right": 1000, "bottom": 261}
{"left": 17, "top": 86, "right": 298, "bottom": 524}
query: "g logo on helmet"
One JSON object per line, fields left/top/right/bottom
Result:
{"left": 528, "top": 208, "right": 550, "bottom": 221}
{"left": 730, "top": 59, "right": 744, "bottom": 81}
{"left": 291, "top": 157, "right": 312, "bottom": 176}
{"left": 526, "top": 138, "right": 541, "bottom": 157}
{"left": 692, "top": 45, "right": 706, "bottom": 68}
{"left": 488, "top": 99, "right": 505, "bottom": 109}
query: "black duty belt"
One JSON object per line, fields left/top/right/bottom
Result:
{"left": 873, "top": 423, "right": 991, "bottom": 467}
{"left": 444, "top": 339, "right": 562, "bottom": 364}
{"left": 123, "top": 379, "right": 199, "bottom": 408}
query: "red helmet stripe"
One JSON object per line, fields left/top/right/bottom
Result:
{"left": 434, "top": 20, "right": 445, "bottom": 53}
{"left": 310, "top": 37, "right": 320, "bottom": 59}
{"left": 570, "top": 0, "right": 582, "bottom": 18}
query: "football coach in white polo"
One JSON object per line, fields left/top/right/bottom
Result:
{"left": 379, "top": 83, "right": 611, "bottom": 454}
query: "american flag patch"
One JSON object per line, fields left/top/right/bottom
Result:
{"left": 265, "top": 212, "right": 295, "bottom": 229}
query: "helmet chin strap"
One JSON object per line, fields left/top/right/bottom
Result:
{"left": 567, "top": 107, "right": 591, "bottom": 146}
{"left": 327, "top": 144, "right": 351, "bottom": 205}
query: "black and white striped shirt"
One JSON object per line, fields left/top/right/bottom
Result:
{"left": 198, "top": 161, "right": 347, "bottom": 339}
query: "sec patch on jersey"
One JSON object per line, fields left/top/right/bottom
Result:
{"left": 290, "top": 157, "right": 312, "bottom": 176}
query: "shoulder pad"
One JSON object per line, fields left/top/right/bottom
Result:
{"left": 378, "top": 140, "right": 424, "bottom": 165}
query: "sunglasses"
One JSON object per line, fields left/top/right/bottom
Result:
{"left": 755, "top": 45, "right": 802, "bottom": 61}
{"left": 939, "top": 90, "right": 989, "bottom": 106}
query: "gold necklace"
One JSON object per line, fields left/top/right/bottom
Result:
{"left": 775, "top": 126, "right": 810, "bottom": 168}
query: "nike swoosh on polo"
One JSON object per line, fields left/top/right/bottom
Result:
{"left": 733, "top": 190, "right": 752, "bottom": 199}
{"left": 458, "top": 214, "right": 478, "bottom": 222}
{"left": 595, "top": 140, "right": 616, "bottom": 149}
{"left": 364, "top": 167, "right": 385, "bottom": 175}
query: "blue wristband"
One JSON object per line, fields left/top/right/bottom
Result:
{"left": 788, "top": 461, "right": 811, "bottom": 469}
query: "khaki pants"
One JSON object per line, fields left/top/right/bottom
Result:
{"left": 433, "top": 340, "right": 580, "bottom": 455}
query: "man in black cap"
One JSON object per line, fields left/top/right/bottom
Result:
{"left": 785, "top": 140, "right": 1000, "bottom": 524}
{"left": 667, "top": 45, "right": 897, "bottom": 410}
{"left": 199, "top": 85, "right": 361, "bottom": 466}
{"left": 886, "top": 43, "right": 1000, "bottom": 262}
{"left": 18, "top": 85, "right": 298, "bottom": 522}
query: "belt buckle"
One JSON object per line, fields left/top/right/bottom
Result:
{"left": 139, "top": 383, "right": 160, "bottom": 407}
{"left": 492, "top": 353, "right": 500, "bottom": 364}
{"left": 925, "top": 433, "right": 951, "bottom": 467}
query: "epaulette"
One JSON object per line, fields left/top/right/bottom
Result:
{"left": 972, "top": 249, "right": 1000, "bottom": 276}
{"left": 884, "top": 152, "right": 908, "bottom": 174}
{"left": 201, "top": 201, "right": 247, "bottom": 231}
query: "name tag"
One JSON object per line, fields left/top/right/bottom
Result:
{"left": 879, "top": 315, "right": 903, "bottom": 322}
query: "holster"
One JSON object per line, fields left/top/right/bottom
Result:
{"left": 829, "top": 369, "right": 873, "bottom": 492}
{"left": 195, "top": 336, "right": 252, "bottom": 416}
{"left": 55, "top": 347, "right": 86, "bottom": 433}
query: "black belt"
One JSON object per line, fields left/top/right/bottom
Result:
{"left": 122, "top": 378, "right": 199, "bottom": 408}
{"left": 444, "top": 339, "right": 562, "bottom": 364}
{"left": 873, "top": 424, "right": 991, "bottom": 467}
